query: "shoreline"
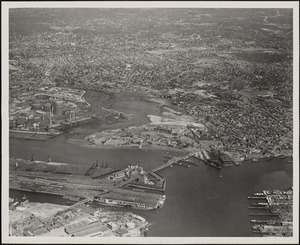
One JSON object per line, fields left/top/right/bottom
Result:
{"left": 66, "top": 138, "right": 292, "bottom": 164}
{"left": 66, "top": 138, "right": 190, "bottom": 153}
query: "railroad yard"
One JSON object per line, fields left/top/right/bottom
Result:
{"left": 9, "top": 158, "right": 166, "bottom": 207}
{"left": 7, "top": 7, "right": 295, "bottom": 238}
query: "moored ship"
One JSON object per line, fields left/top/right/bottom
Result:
{"left": 94, "top": 189, "right": 166, "bottom": 210}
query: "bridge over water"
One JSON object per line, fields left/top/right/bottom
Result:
{"left": 69, "top": 151, "right": 198, "bottom": 207}
{"left": 149, "top": 152, "right": 197, "bottom": 173}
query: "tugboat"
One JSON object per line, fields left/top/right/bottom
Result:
{"left": 205, "top": 159, "right": 222, "bottom": 170}
{"left": 252, "top": 157, "right": 258, "bottom": 163}
{"left": 254, "top": 192, "right": 264, "bottom": 196}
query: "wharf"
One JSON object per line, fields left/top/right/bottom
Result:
{"left": 95, "top": 188, "right": 165, "bottom": 210}
{"left": 248, "top": 207, "right": 270, "bottom": 209}
{"left": 251, "top": 203, "right": 269, "bottom": 206}
{"left": 248, "top": 196, "right": 267, "bottom": 199}
{"left": 204, "top": 160, "right": 222, "bottom": 170}
{"left": 10, "top": 130, "right": 61, "bottom": 141}
{"left": 10, "top": 158, "right": 116, "bottom": 177}
{"left": 127, "top": 180, "right": 166, "bottom": 193}
{"left": 179, "top": 159, "right": 199, "bottom": 166}
{"left": 60, "top": 117, "right": 94, "bottom": 128}
{"left": 189, "top": 156, "right": 203, "bottom": 165}
{"left": 174, "top": 162, "right": 190, "bottom": 168}
{"left": 10, "top": 157, "right": 167, "bottom": 211}
{"left": 248, "top": 188, "right": 293, "bottom": 237}
{"left": 10, "top": 150, "right": 225, "bottom": 212}
{"left": 249, "top": 213, "right": 279, "bottom": 216}
{"left": 251, "top": 220, "right": 282, "bottom": 225}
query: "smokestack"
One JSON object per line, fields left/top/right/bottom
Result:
{"left": 49, "top": 106, "right": 52, "bottom": 127}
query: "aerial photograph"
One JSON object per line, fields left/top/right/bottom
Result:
{"left": 4, "top": 2, "right": 297, "bottom": 241}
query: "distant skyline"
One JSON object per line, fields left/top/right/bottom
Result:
{"left": 2, "top": 1, "right": 299, "bottom": 244}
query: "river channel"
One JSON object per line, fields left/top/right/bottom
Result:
{"left": 9, "top": 136, "right": 292, "bottom": 237}
{"left": 9, "top": 90, "right": 293, "bottom": 237}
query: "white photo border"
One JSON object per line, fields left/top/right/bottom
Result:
{"left": 1, "top": 1, "right": 299, "bottom": 244}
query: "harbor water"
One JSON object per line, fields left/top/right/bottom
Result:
{"left": 9, "top": 137, "right": 292, "bottom": 237}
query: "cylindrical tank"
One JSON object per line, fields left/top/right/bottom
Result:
{"left": 42, "top": 102, "right": 52, "bottom": 112}
{"left": 31, "top": 103, "right": 43, "bottom": 110}
{"left": 52, "top": 100, "right": 65, "bottom": 115}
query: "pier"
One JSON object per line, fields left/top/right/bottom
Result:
{"left": 248, "top": 188, "right": 293, "bottom": 237}
{"left": 10, "top": 150, "right": 226, "bottom": 213}
{"left": 57, "top": 152, "right": 199, "bottom": 210}
{"left": 248, "top": 207, "right": 270, "bottom": 210}
{"left": 249, "top": 213, "right": 279, "bottom": 216}
{"left": 248, "top": 196, "right": 267, "bottom": 200}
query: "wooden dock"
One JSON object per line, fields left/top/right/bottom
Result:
{"left": 249, "top": 213, "right": 279, "bottom": 217}
{"left": 248, "top": 207, "right": 270, "bottom": 210}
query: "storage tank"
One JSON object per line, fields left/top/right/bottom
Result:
{"left": 52, "top": 100, "right": 65, "bottom": 115}
{"left": 31, "top": 103, "right": 43, "bottom": 110}
{"left": 42, "top": 102, "right": 52, "bottom": 112}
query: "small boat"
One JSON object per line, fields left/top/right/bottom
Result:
{"left": 254, "top": 193, "right": 264, "bottom": 196}
{"left": 175, "top": 161, "right": 191, "bottom": 168}
{"left": 205, "top": 160, "right": 222, "bottom": 170}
